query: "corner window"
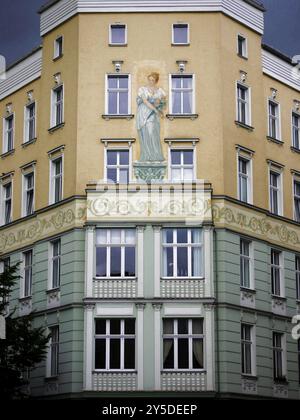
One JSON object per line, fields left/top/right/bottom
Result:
{"left": 269, "top": 170, "right": 282, "bottom": 215}
{"left": 241, "top": 324, "right": 254, "bottom": 375}
{"left": 106, "top": 149, "right": 130, "bottom": 183}
{"left": 237, "top": 83, "right": 250, "bottom": 125}
{"left": 24, "top": 102, "right": 36, "bottom": 143}
{"left": 240, "top": 239, "right": 253, "bottom": 289}
{"left": 50, "top": 239, "right": 61, "bottom": 289}
{"left": 50, "top": 156, "right": 63, "bottom": 204}
{"left": 273, "top": 332, "right": 286, "bottom": 381}
{"left": 3, "top": 114, "right": 14, "bottom": 153}
{"left": 268, "top": 100, "right": 280, "bottom": 140}
{"left": 48, "top": 326, "right": 59, "bottom": 377}
{"left": 106, "top": 75, "right": 130, "bottom": 115}
{"left": 54, "top": 36, "right": 63, "bottom": 59}
{"left": 170, "top": 149, "right": 194, "bottom": 182}
{"left": 109, "top": 24, "right": 127, "bottom": 45}
{"left": 172, "top": 24, "right": 189, "bottom": 45}
{"left": 1, "top": 181, "right": 12, "bottom": 225}
{"left": 163, "top": 319, "right": 204, "bottom": 370}
{"left": 22, "top": 250, "right": 33, "bottom": 298}
{"left": 51, "top": 85, "right": 63, "bottom": 127}
{"left": 23, "top": 172, "right": 34, "bottom": 216}
{"left": 271, "top": 249, "right": 283, "bottom": 297}
{"left": 237, "top": 35, "right": 247, "bottom": 58}
{"left": 170, "top": 75, "right": 194, "bottom": 115}
{"left": 292, "top": 112, "right": 300, "bottom": 150}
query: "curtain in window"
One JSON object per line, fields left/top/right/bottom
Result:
{"left": 193, "top": 339, "right": 203, "bottom": 368}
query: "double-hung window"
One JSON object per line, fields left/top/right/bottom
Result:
{"left": 50, "top": 157, "right": 63, "bottom": 204}
{"left": 106, "top": 75, "right": 130, "bottom": 115}
{"left": 170, "top": 75, "right": 194, "bottom": 115}
{"left": 163, "top": 318, "right": 204, "bottom": 370}
{"left": 2, "top": 182, "right": 12, "bottom": 225}
{"left": 23, "top": 172, "right": 34, "bottom": 216}
{"left": 237, "top": 35, "right": 247, "bottom": 58}
{"left": 269, "top": 170, "right": 282, "bottom": 215}
{"left": 294, "top": 180, "right": 300, "bottom": 222}
{"left": 51, "top": 85, "right": 63, "bottom": 127}
{"left": 172, "top": 23, "right": 189, "bottom": 45}
{"left": 106, "top": 149, "right": 130, "bottom": 183}
{"left": 162, "top": 228, "right": 203, "bottom": 278}
{"left": 240, "top": 239, "right": 252, "bottom": 289}
{"left": 50, "top": 239, "right": 61, "bottom": 289}
{"left": 170, "top": 149, "right": 194, "bottom": 181}
{"left": 109, "top": 24, "right": 127, "bottom": 45}
{"left": 271, "top": 249, "right": 283, "bottom": 297}
{"left": 22, "top": 250, "right": 33, "bottom": 298}
{"left": 237, "top": 84, "right": 250, "bottom": 125}
{"left": 241, "top": 324, "right": 254, "bottom": 375}
{"left": 296, "top": 256, "right": 300, "bottom": 301}
{"left": 292, "top": 113, "right": 300, "bottom": 149}
{"left": 3, "top": 114, "right": 14, "bottom": 153}
{"left": 96, "top": 229, "right": 136, "bottom": 278}
{"left": 268, "top": 100, "right": 280, "bottom": 140}
{"left": 95, "top": 319, "right": 135, "bottom": 370}
{"left": 48, "top": 326, "right": 59, "bottom": 377}
{"left": 238, "top": 156, "right": 251, "bottom": 203}
{"left": 24, "top": 102, "right": 36, "bottom": 142}
{"left": 273, "top": 332, "right": 285, "bottom": 381}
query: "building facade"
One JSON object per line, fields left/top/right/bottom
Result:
{"left": 0, "top": 0, "right": 300, "bottom": 398}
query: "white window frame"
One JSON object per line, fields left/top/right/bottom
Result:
{"left": 48, "top": 238, "right": 61, "bottom": 290}
{"left": 236, "top": 82, "right": 251, "bottom": 126}
{"left": 0, "top": 180, "right": 13, "bottom": 226}
{"left": 237, "top": 153, "right": 253, "bottom": 204}
{"left": 20, "top": 249, "right": 33, "bottom": 298}
{"left": 292, "top": 111, "right": 300, "bottom": 149}
{"left": 49, "top": 155, "right": 64, "bottom": 205}
{"left": 104, "top": 147, "right": 132, "bottom": 183}
{"left": 169, "top": 74, "right": 195, "bottom": 115}
{"left": 268, "top": 99, "right": 281, "bottom": 140}
{"left": 95, "top": 229, "right": 136, "bottom": 279}
{"left": 50, "top": 84, "right": 64, "bottom": 128}
{"left": 109, "top": 23, "right": 127, "bottom": 45}
{"left": 24, "top": 101, "right": 36, "bottom": 143}
{"left": 237, "top": 34, "right": 248, "bottom": 58}
{"left": 240, "top": 238, "right": 254, "bottom": 290}
{"left": 241, "top": 323, "right": 256, "bottom": 376}
{"left": 22, "top": 171, "right": 35, "bottom": 217}
{"left": 94, "top": 319, "right": 136, "bottom": 371}
{"left": 53, "top": 36, "right": 63, "bottom": 59}
{"left": 105, "top": 74, "right": 131, "bottom": 115}
{"left": 172, "top": 23, "right": 190, "bottom": 45}
{"left": 46, "top": 325, "right": 59, "bottom": 377}
{"left": 271, "top": 248, "right": 284, "bottom": 298}
{"left": 2, "top": 113, "right": 14, "bottom": 154}
{"left": 168, "top": 147, "right": 195, "bottom": 182}
{"left": 272, "top": 332, "right": 287, "bottom": 381}
{"left": 162, "top": 318, "right": 204, "bottom": 371}
{"left": 268, "top": 166, "right": 283, "bottom": 216}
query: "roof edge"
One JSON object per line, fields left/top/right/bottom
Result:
{"left": 262, "top": 43, "right": 293, "bottom": 65}
{"left": 5, "top": 45, "right": 43, "bottom": 72}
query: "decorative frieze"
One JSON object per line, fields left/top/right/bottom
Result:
{"left": 93, "top": 279, "right": 137, "bottom": 298}
{"left": 93, "top": 372, "right": 137, "bottom": 392}
{"left": 242, "top": 376, "right": 258, "bottom": 395}
{"left": 46, "top": 288, "right": 61, "bottom": 309}
{"left": 271, "top": 296, "right": 287, "bottom": 316}
{"left": 240, "top": 288, "right": 256, "bottom": 309}
{"left": 161, "top": 371, "right": 206, "bottom": 392}
{"left": 161, "top": 279, "right": 204, "bottom": 298}
{"left": 273, "top": 382, "right": 288, "bottom": 399}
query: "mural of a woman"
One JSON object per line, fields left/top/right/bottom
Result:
{"left": 136, "top": 72, "right": 166, "bottom": 162}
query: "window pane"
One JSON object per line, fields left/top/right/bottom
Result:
{"left": 125, "top": 319, "right": 135, "bottom": 335}
{"left": 171, "top": 150, "right": 181, "bottom": 165}
{"left": 95, "top": 319, "right": 106, "bottom": 334}
{"left": 119, "top": 77, "right": 128, "bottom": 89}
{"left": 108, "top": 92, "right": 118, "bottom": 114}
{"left": 119, "top": 168, "right": 129, "bottom": 184}
{"left": 193, "top": 339, "right": 203, "bottom": 369}
{"left": 163, "top": 339, "right": 174, "bottom": 369}
{"left": 178, "top": 338, "right": 189, "bottom": 369}
{"left": 164, "top": 247, "right": 173, "bottom": 277}
{"left": 183, "top": 91, "right": 192, "bottom": 114}
{"left": 172, "top": 91, "right": 181, "bottom": 114}
{"left": 119, "top": 91, "right": 128, "bottom": 114}
{"left": 125, "top": 229, "right": 135, "bottom": 244}
{"left": 109, "top": 339, "right": 120, "bottom": 369}
{"left": 191, "top": 229, "right": 201, "bottom": 243}
{"left": 110, "top": 319, "right": 120, "bottom": 335}
{"left": 125, "top": 247, "right": 135, "bottom": 276}
{"left": 192, "top": 319, "right": 203, "bottom": 334}
{"left": 119, "top": 150, "right": 129, "bottom": 165}
{"left": 96, "top": 247, "right": 107, "bottom": 276}
{"left": 96, "top": 230, "right": 107, "bottom": 245}
{"left": 177, "top": 247, "right": 188, "bottom": 276}
{"left": 108, "top": 77, "right": 118, "bottom": 89}
{"left": 107, "top": 168, "right": 117, "bottom": 183}
{"left": 111, "top": 230, "right": 121, "bottom": 244}
{"left": 183, "top": 168, "right": 193, "bottom": 180}
{"left": 171, "top": 168, "right": 181, "bottom": 181}
{"left": 192, "top": 246, "right": 201, "bottom": 277}
{"left": 111, "top": 25, "right": 125, "bottom": 44}
{"left": 107, "top": 151, "right": 118, "bottom": 165}
{"left": 110, "top": 247, "right": 121, "bottom": 276}
{"left": 178, "top": 319, "right": 188, "bottom": 334}
{"left": 163, "top": 319, "right": 174, "bottom": 334}
{"left": 95, "top": 339, "right": 106, "bottom": 369}
{"left": 172, "top": 76, "right": 181, "bottom": 89}
{"left": 182, "top": 77, "right": 192, "bottom": 89}
{"left": 164, "top": 229, "right": 173, "bottom": 244}
{"left": 173, "top": 24, "right": 188, "bottom": 44}
{"left": 177, "top": 229, "right": 188, "bottom": 244}
{"left": 183, "top": 150, "right": 193, "bottom": 164}
{"left": 124, "top": 339, "right": 135, "bottom": 369}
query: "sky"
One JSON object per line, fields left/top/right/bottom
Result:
{"left": 0, "top": 0, "right": 299, "bottom": 66}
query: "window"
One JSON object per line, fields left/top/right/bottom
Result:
{"left": 95, "top": 319, "right": 135, "bottom": 370}
{"left": 172, "top": 24, "right": 189, "bottom": 45}
{"left": 296, "top": 256, "right": 300, "bottom": 301}
{"left": 50, "top": 157, "right": 63, "bottom": 204}
{"left": 22, "top": 250, "right": 33, "bottom": 298}
{"left": 106, "top": 75, "right": 130, "bottom": 115}
{"left": 241, "top": 324, "right": 254, "bottom": 375}
{"left": 298, "top": 339, "right": 300, "bottom": 384}
{"left": 273, "top": 332, "right": 285, "bottom": 381}
{"left": 163, "top": 319, "right": 204, "bottom": 370}
{"left": 238, "top": 156, "right": 251, "bottom": 203}
{"left": 50, "top": 239, "right": 61, "bottom": 289}
{"left": 95, "top": 229, "right": 136, "bottom": 278}
{"left": 54, "top": 36, "right": 63, "bottom": 59}
{"left": 237, "top": 84, "right": 250, "bottom": 125}
{"left": 24, "top": 102, "right": 36, "bottom": 142}
{"left": 294, "top": 180, "right": 300, "bottom": 222}
{"left": 269, "top": 170, "right": 282, "bottom": 215}
{"left": 292, "top": 113, "right": 300, "bottom": 149}
{"left": 240, "top": 239, "right": 252, "bottom": 289}
{"left": 48, "top": 326, "right": 59, "bottom": 377}
{"left": 0, "top": 256, "right": 10, "bottom": 273}
{"left": 51, "top": 85, "right": 63, "bottom": 127}
{"left": 170, "top": 149, "right": 194, "bottom": 181}
{"left": 2, "top": 182, "right": 12, "bottom": 225}
{"left": 23, "top": 172, "right": 34, "bottom": 216}
{"left": 268, "top": 100, "right": 280, "bottom": 139}
{"left": 237, "top": 35, "right": 247, "bottom": 58}
{"left": 170, "top": 75, "right": 194, "bottom": 115}
{"left": 271, "top": 249, "right": 283, "bottom": 297}
{"left": 3, "top": 114, "right": 14, "bottom": 153}
{"left": 106, "top": 150, "right": 130, "bottom": 183}
{"left": 162, "top": 228, "right": 203, "bottom": 278}
{"left": 109, "top": 24, "right": 126, "bottom": 45}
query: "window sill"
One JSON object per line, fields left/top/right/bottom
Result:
{"left": 19, "top": 296, "right": 32, "bottom": 302}
{"left": 161, "top": 277, "right": 204, "bottom": 281}
{"left": 45, "top": 375, "right": 59, "bottom": 381}
{"left": 166, "top": 114, "right": 198, "bottom": 120}
{"left": 46, "top": 287, "right": 60, "bottom": 293}
{"left": 93, "top": 370, "right": 137, "bottom": 373}
{"left": 237, "top": 53, "right": 248, "bottom": 60}
{"left": 235, "top": 121, "right": 254, "bottom": 131}
{"left": 266, "top": 136, "right": 284, "bottom": 145}
{"left": 53, "top": 54, "right": 63, "bottom": 62}
{"left": 94, "top": 277, "right": 137, "bottom": 281}
{"left": 241, "top": 374, "right": 257, "bottom": 380}
{"left": 48, "top": 122, "right": 65, "bottom": 133}
{"left": 1, "top": 149, "right": 15, "bottom": 158}
{"left": 271, "top": 294, "right": 286, "bottom": 301}
{"left": 22, "top": 138, "right": 37, "bottom": 148}
{"left": 291, "top": 146, "right": 300, "bottom": 154}
{"left": 240, "top": 286, "right": 256, "bottom": 294}
{"left": 274, "top": 378, "right": 288, "bottom": 385}
{"left": 162, "top": 369, "right": 206, "bottom": 373}
{"left": 108, "top": 43, "right": 128, "bottom": 47}
{"left": 171, "top": 43, "right": 190, "bottom": 47}
{"left": 102, "top": 114, "right": 134, "bottom": 120}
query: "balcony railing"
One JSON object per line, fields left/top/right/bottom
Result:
{"left": 93, "top": 278, "right": 137, "bottom": 298}
{"left": 161, "top": 371, "right": 206, "bottom": 392}
{"left": 93, "top": 371, "right": 137, "bottom": 391}
{"left": 160, "top": 279, "right": 204, "bottom": 298}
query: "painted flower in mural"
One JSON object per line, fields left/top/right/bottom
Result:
{"left": 136, "top": 72, "right": 166, "bottom": 162}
